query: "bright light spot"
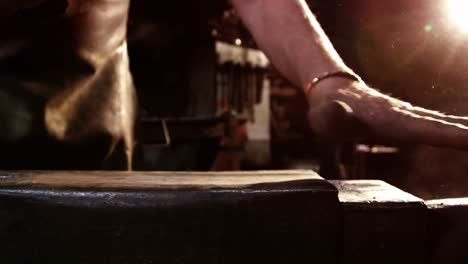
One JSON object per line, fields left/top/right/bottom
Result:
{"left": 446, "top": 0, "right": 468, "bottom": 32}
{"left": 424, "top": 24, "right": 433, "bottom": 32}
{"left": 235, "top": 38, "right": 242, "bottom": 46}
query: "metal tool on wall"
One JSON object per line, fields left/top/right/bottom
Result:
{"left": 215, "top": 41, "right": 268, "bottom": 121}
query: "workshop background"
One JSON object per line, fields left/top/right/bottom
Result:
{"left": 127, "top": 0, "right": 468, "bottom": 199}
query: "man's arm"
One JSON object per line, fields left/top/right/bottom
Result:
{"left": 231, "top": 0, "right": 468, "bottom": 149}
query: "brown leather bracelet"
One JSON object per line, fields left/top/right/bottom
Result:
{"left": 304, "top": 71, "right": 363, "bottom": 97}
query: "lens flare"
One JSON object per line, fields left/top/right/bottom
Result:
{"left": 424, "top": 24, "right": 433, "bottom": 32}
{"left": 446, "top": 0, "right": 468, "bottom": 32}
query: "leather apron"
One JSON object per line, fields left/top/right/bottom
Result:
{"left": 0, "top": 0, "right": 136, "bottom": 170}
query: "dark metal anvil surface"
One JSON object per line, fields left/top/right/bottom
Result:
{"left": 4, "top": 170, "right": 463, "bottom": 264}
{"left": 0, "top": 170, "right": 340, "bottom": 264}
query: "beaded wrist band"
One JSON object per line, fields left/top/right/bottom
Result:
{"left": 304, "top": 71, "right": 363, "bottom": 97}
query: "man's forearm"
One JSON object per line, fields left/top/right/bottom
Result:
{"left": 232, "top": 0, "right": 468, "bottom": 149}
{"left": 231, "top": 0, "right": 352, "bottom": 87}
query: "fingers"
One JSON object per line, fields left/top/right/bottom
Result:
{"left": 389, "top": 106, "right": 468, "bottom": 149}
{"left": 410, "top": 106, "right": 468, "bottom": 127}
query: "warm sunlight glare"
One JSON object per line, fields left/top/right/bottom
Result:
{"left": 447, "top": 0, "right": 468, "bottom": 32}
